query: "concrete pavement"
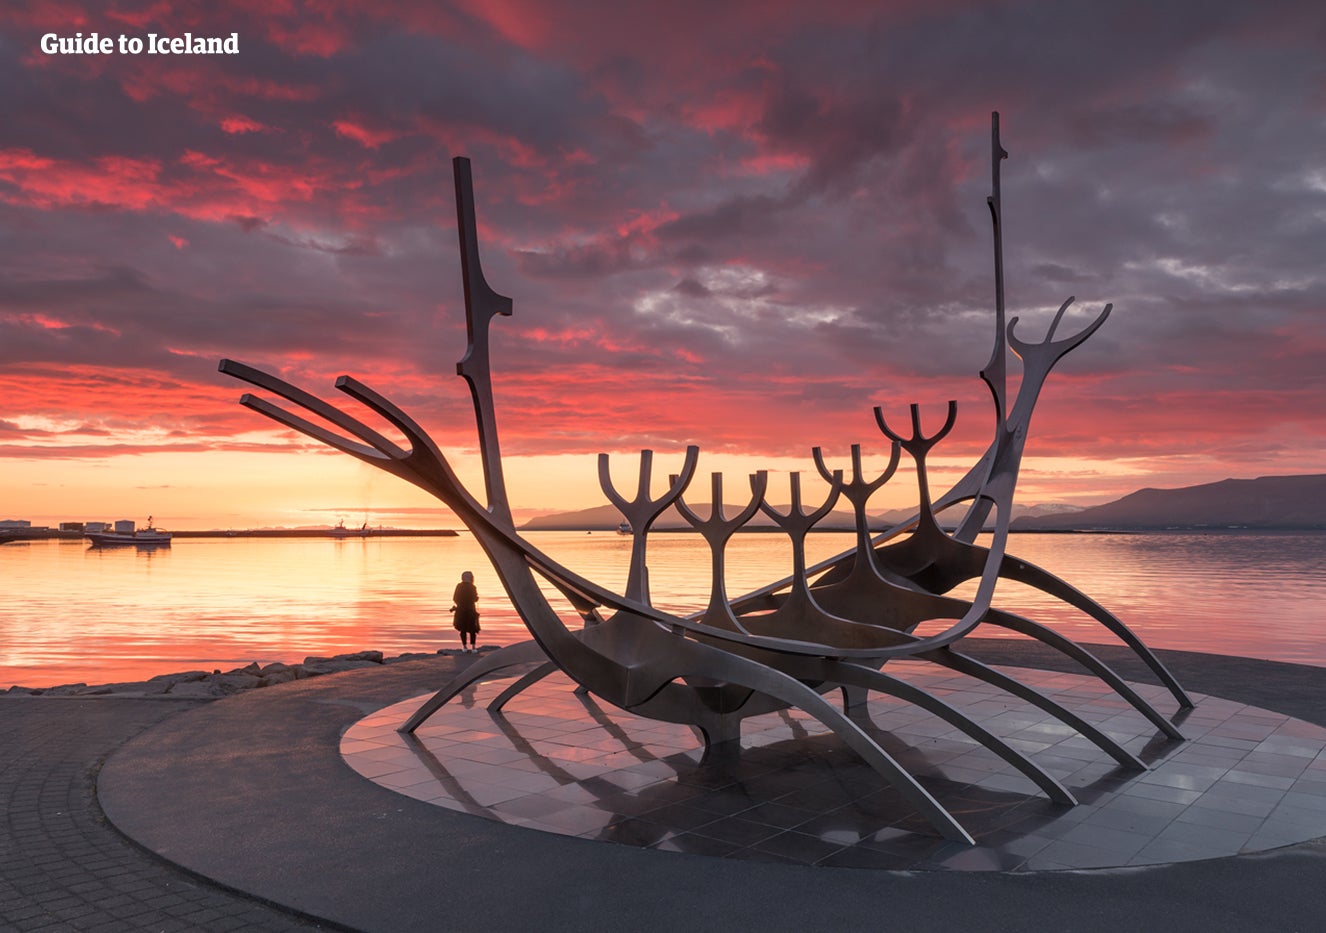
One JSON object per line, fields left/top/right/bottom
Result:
{"left": 5, "top": 642, "right": 1326, "bottom": 931}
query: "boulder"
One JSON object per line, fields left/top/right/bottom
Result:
{"left": 148, "top": 670, "right": 209, "bottom": 686}
{"left": 165, "top": 680, "right": 222, "bottom": 698}
{"left": 210, "top": 672, "right": 263, "bottom": 695}
{"left": 301, "top": 658, "right": 380, "bottom": 676}
{"left": 20, "top": 647, "right": 462, "bottom": 699}
{"left": 89, "top": 681, "right": 171, "bottom": 696}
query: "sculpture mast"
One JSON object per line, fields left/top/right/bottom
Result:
{"left": 952, "top": 112, "right": 1011, "bottom": 543}
{"left": 452, "top": 157, "right": 515, "bottom": 526}
{"left": 980, "top": 110, "right": 1010, "bottom": 426}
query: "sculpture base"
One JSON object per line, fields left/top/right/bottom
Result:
{"left": 342, "top": 663, "right": 1326, "bottom": 871}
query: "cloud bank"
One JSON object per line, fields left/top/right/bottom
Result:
{"left": 1, "top": 0, "right": 1323, "bottom": 519}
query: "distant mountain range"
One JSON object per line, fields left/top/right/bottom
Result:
{"left": 1012, "top": 474, "right": 1326, "bottom": 531}
{"left": 518, "top": 474, "right": 1326, "bottom": 533}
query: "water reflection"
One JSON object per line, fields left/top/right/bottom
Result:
{"left": 3, "top": 531, "right": 1325, "bottom": 687}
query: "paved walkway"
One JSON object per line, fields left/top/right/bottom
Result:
{"left": 0, "top": 698, "right": 329, "bottom": 931}
{"left": 5, "top": 643, "right": 1326, "bottom": 931}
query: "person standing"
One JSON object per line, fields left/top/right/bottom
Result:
{"left": 451, "top": 570, "right": 480, "bottom": 653}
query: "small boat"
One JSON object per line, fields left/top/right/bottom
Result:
{"left": 616, "top": 521, "right": 632, "bottom": 535}
{"left": 330, "top": 520, "right": 376, "bottom": 538}
{"left": 86, "top": 517, "right": 172, "bottom": 548}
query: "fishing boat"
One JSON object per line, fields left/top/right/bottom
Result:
{"left": 85, "top": 517, "right": 172, "bottom": 548}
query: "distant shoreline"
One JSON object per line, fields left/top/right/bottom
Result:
{"left": 7, "top": 526, "right": 1324, "bottom": 545}
{"left": 172, "top": 528, "right": 459, "bottom": 539}
{"left": 0, "top": 528, "right": 459, "bottom": 542}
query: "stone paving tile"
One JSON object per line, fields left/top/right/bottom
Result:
{"left": 0, "top": 698, "right": 334, "bottom": 932}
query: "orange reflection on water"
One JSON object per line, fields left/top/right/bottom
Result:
{"left": 3, "top": 531, "right": 1325, "bottom": 689}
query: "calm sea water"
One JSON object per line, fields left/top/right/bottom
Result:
{"left": 3, "top": 531, "right": 1324, "bottom": 688}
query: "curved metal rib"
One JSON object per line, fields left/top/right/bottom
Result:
{"left": 218, "top": 360, "right": 404, "bottom": 461}
{"left": 920, "top": 647, "right": 1149, "bottom": 770}
{"left": 999, "top": 556, "right": 1193, "bottom": 709}
{"left": 803, "top": 547, "right": 1182, "bottom": 750}
{"left": 662, "top": 637, "right": 978, "bottom": 844}
{"left": 812, "top": 658, "right": 1077, "bottom": 805}
{"left": 489, "top": 660, "right": 558, "bottom": 712}
{"left": 981, "top": 609, "right": 1185, "bottom": 741}
{"left": 402, "top": 640, "right": 549, "bottom": 733}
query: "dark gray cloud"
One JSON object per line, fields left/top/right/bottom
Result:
{"left": 0, "top": 0, "right": 1322, "bottom": 492}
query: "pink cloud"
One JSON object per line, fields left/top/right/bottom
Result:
{"left": 219, "top": 115, "right": 269, "bottom": 134}
{"left": 332, "top": 117, "right": 401, "bottom": 149}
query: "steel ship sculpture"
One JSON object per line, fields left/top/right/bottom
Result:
{"left": 220, "top": 114, "right": 1191, "bottom": 844}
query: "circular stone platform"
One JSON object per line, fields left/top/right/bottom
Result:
{"left": 343, "top": 663, "right": 1326, "bottom": 871}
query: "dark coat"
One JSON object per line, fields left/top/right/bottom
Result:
{"left": 451, "top": 581, "right": 480, "bottom": 633}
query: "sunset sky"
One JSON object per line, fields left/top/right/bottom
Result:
{"left": 1, "top": 0, "right": 1323, "bottom": 529}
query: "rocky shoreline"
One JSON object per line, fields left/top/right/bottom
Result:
{"left": 2, "top": 646, "right": 496, "bottom": 698}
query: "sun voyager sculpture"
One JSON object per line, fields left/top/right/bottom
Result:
{"left": 220, "top": 113, "right": 1191, "bottom": 844}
